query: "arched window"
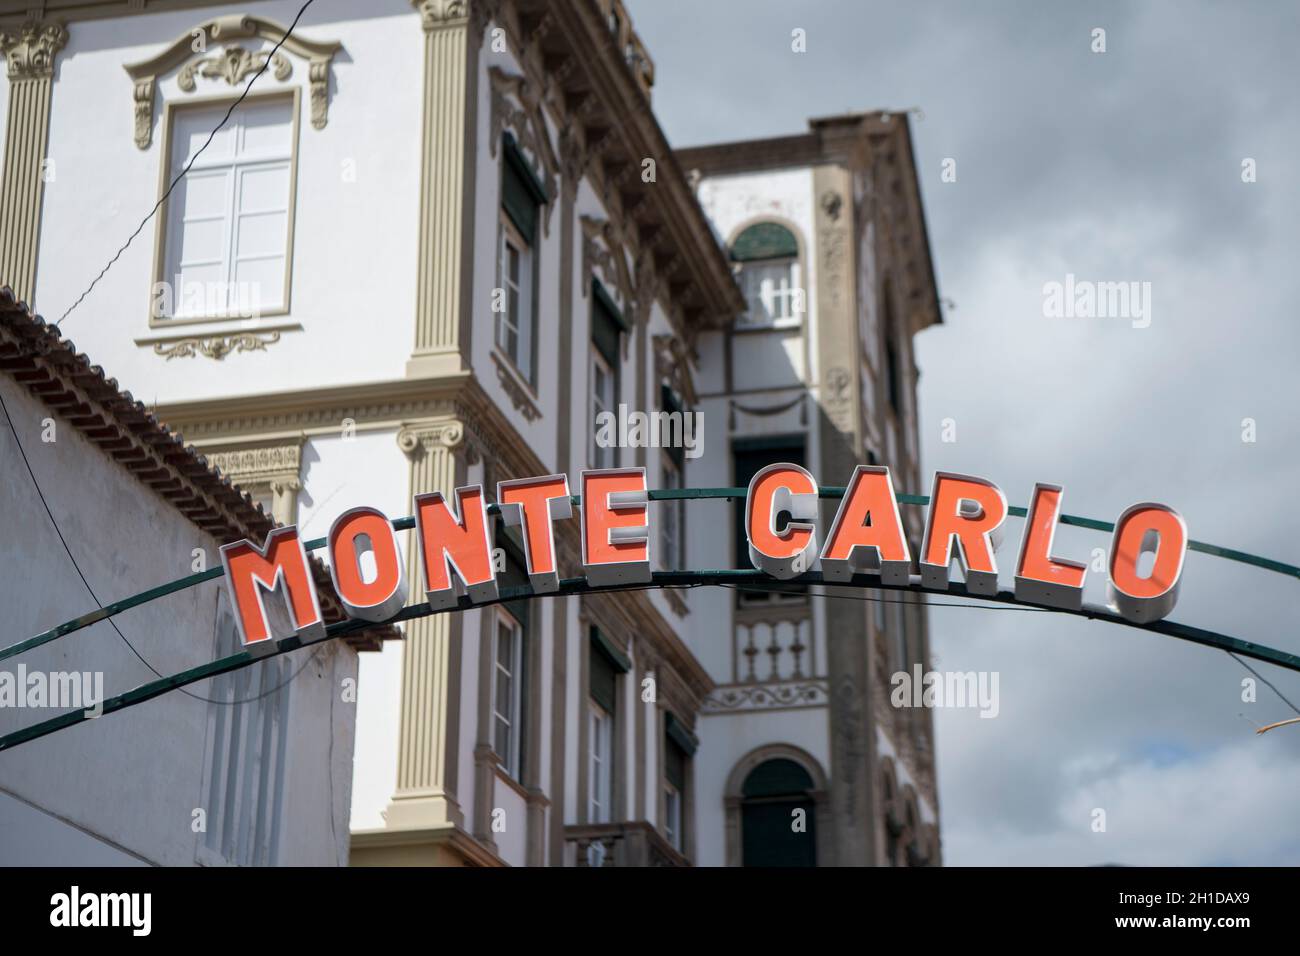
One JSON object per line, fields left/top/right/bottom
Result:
{"left": 740, "top": 758, "right": 817, "bottom": 866}
{"left": 731, "top": 222, "right": 801, "bottom": 329}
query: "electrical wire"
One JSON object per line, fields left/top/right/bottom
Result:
{"left": 1227, "top": 651, "right": 1300, "bottom": 718}
{"left": 0, "top": 384, "right": 315, "bottom": 705}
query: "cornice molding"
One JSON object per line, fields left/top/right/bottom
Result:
{"left": 124, "top": 13, "right": 341, "bottom": 149}
{"left": 480, "top": 0, "right": 743, "bottom": 339}
{"left": 204, "top": 439, "right": 303, "bottom": 485}
{"left": 0, "top": 18, "right": 67, "bottom": 81}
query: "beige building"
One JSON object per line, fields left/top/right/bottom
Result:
{"left": 0, "top": 0, "right": 941, "bottom": 865}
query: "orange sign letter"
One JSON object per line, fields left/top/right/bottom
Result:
{"left": 220, "top": 527, "right": 324, "bottom": 649}
{"left": 1013, "top": 483, "right": 1087, "bottom": 610}
{"left": 819, "top": 465, "right": 911, "bottom": 584}
{"left": 745, "top": 462, "right": 819, "bottom": 580}
{"left": 497, "top": 474, "right": 573, "bottom": 593}
{"left": 582, "top": 468, "right": 651, "bottom": 586}
{"left": 920, "top": 472, "right": 1007, "bottom": 596}
{"left": 1108, "top": 502, "right": 1187, "bottom": 623}
{"left": 415, "top": 485, "right": 499, "bottom": 611}
{"left": 328, "top": 507, "right": 408, "bottom": 623}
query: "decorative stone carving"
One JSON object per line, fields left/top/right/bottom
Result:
{"left": 652, "top": 334, "right": 697, "bottom": 407}
{"left": 177, "top": 46, "right": 291, "bottom": 90}
{"left": 153, "top": 331, "right": 280, "bottom": 360}
{"left": 580, "top": 216, "right": 635, "bottom": 308}
{"left": 489, "top": 67, "right": 558, "bottom": 235}
{"left": 415, "top": 0, "right": 469, "bottom": 28}
{"left": 124, "top": 14, "right": 341, "bottom": 149}
{"left": 703, "top": 680, "right": 830, "bottom": 712}
{"left": 207, "top": 443, "right": 301, "bottom": 482}
{"left": 820, "top": 188, "right": 843, "bottom": 222}
{"left": 0, "top": 19, "right": 68, "bottom": 81}
{"left": 489, "top": 351, "right": 542, "bottom": 423}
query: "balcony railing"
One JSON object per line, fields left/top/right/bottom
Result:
{"left": 733, "top": 602, "right": 817, "bottom": 683}
{"left": 566, "top": 821, "right": 689, "bottom": 867}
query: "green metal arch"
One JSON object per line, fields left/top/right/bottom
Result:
{"left": 2, "top": 569, "right": 1297, "bottom": 755}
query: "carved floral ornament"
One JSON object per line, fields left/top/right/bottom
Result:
{"left": 154, "top": 331, "right": 280, "bottom": 360}
{"left": 0, "top": 18, "right": 68, "bottom": 81}
{"left": 124, "top": 14, "right": 341, "bottom": 150}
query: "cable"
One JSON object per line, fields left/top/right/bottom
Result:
{"left": 55, "top": 0, "right": 316, "bottom": 327}
{"left": 1227, "top": 651, "right": 1300, "bottom": 717}
{"left": 0, "top": 386, "right": 314, "bottom": 705}
{"left": 716, "top": 581, "right": 1053, "bottom": 612}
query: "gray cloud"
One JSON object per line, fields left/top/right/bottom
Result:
{"left": 631, "top": 0, "right": 1300, "bottom": 864}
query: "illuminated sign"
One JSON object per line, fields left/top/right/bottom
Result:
{"left": 218, "top": 467, "right": 1189, "bottom": 648}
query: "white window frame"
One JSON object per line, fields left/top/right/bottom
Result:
{"left": 493, "top": 608, "right": 524, "bottom": 779}
{"left": 737, "top": 257, "right": 802, "bottom": 330}
{"left": 495, "top": 211, "right": 535, "bottom": 383}
{"left": 154, "top": 90, "right": 299, "bottom": 326}
{"left": 588, "top": 699, "right": 613, "bottom": 823}
{"left": 590, "top": 345, "right": 617, "bottom": 469}
{"left": 664, "top": 782, "right": 683, "bottom": 852}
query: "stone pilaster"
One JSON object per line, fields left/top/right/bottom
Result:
{"left": 812, "top": 164, "right": 878, "bottom": 866}
{"left": 0, "top": 19, "right": 67, "bottom": 305}
{"left": 385, "top": 418, "right": 468, "bottom": 830}
{"left": 406, "top": 0, "right": 478, "bottom": 379}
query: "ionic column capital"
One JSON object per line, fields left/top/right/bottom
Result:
{"left": 397, "top": 419, "right": 466, "bottom": 460}
{"left": 413, "top": 0, "right": 469, "bottom": 30}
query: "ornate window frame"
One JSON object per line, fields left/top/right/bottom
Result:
{"left": 124, "top": 14, "right": 341, "bottom": 151}
{"left": 725, "top": 215, "right": 809, "bottom": 335}
{"left": 140, "top": 86, "right": 303, "bottom": 343}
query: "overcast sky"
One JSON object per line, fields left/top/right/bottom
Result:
{"left": 630, "top": 0, "right": 1300, "bottom": 865}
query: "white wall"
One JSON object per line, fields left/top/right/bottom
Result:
{"left": 0, "top": 373, "right": 356, "bottom": 865}
{"left": 33, "top": 1, "right": 423, "bottom": 398}
{"left": 693, "top": 708, "right": 830, "bottom": 866}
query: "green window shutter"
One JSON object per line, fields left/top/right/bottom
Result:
{"left": 665, "top": 711, "right": 698, "bottom": 756}
{"left": 501, "top": 133, "right": 547, "bottom": 241}
{"left": 741, "top": 758, "right": 814, "bottom": 798}
{"left": 731, "top": 222, "right": 798, "bottom": 262}
{"left": 660, "top": 384, "right": 685, "bottom": 469}
{"left": 591, "top": 625, "right": 631, "bottom": 673}
{"left": 591, "top": 279, "right": 625, "bottom": 367}
{"left": 665, "top": 736, "right": 686, "bottom": 791}
{"left": 497, "top": 531, "right": 530, "bottom": 630}
{"left": 589, "top": 627, "right": 622, "bottom": 713}
{"left": 664, "top": 712, "right": 696, "bottom": 791}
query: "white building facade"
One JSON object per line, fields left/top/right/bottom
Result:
{"left": 0, "top": 292, "right": 381, "bottom": 865}
{"left": 1, "top": 0, "right": 941, "bottom": 865}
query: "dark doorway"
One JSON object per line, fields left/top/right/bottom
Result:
{"left": 740, "top": 758, "right": 816, "bottom": 867}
